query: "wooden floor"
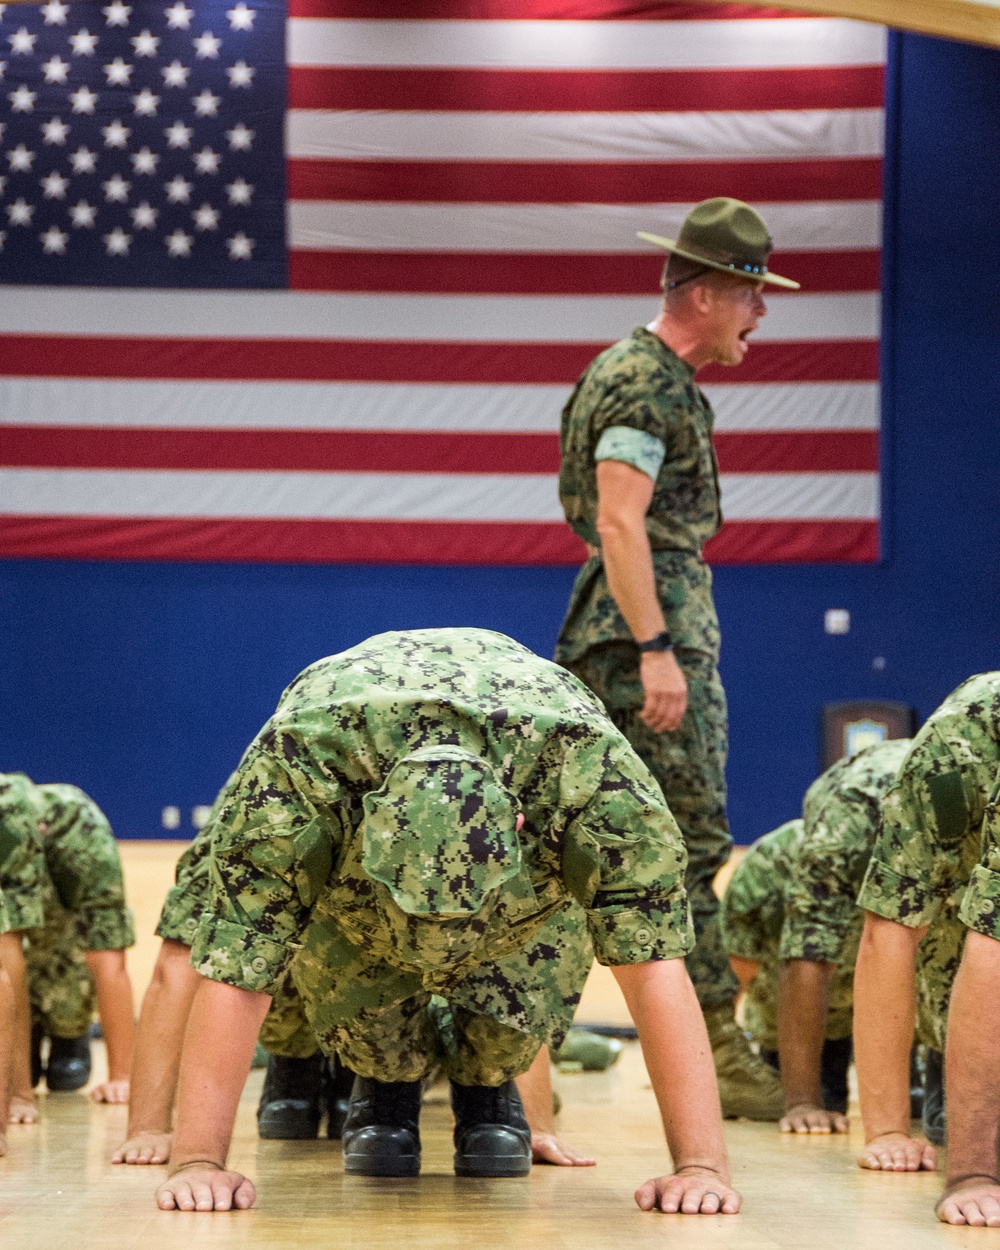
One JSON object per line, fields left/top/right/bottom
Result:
{"left": 0, "top": 843, "right": 974, "bottom": 1248}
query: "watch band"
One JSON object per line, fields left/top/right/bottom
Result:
{"left": 636, "top": 631, "right": 673, "bottom": 653}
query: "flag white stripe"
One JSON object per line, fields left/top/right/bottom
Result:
{"left": 287, "top": 108, "right": 884, "bottom": 164}
{"left": 0, "top": 468, "right": 878, "bottom": 521}
{"left": 0, "top": 288, "right": 880, "bottom": 343}
{"left": 0, "top": 380, "right": 879, "bottom": 433}
{"left": 287, "top": 18, "right": 887, "bottom": 71}
{"left": 287, "top": 201, "right": 883, "bottom": 254}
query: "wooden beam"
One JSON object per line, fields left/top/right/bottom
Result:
{"left": 693, "top": 0, "right": 1000, "bottom": 50}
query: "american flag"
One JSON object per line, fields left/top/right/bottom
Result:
{"left": 0, "top": 1, "right": 884, "bottom": 566}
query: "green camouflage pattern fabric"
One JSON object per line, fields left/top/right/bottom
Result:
{"left": 560, "top": 643, "right": 734, "bottom": 1010}
{"left": 859, "top": 672, "right": 1000, "bottom": 1051}
{"left": 0, "top": 888, "right": 10, "bottom": 935}
{"left": 190, "top": 628, "right": 693, "bottom": 1082}
{"left": 0, "top": 772, "right": 46, "bottom": 932}
{"left": 23, "top": 783, "right": 135, "bottom": 1038}
{"left": 958, "top": 771, "right": 1000, "bottom": 940}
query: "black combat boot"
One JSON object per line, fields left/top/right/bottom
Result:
{"left": 324, "top": 1056, "right": 356, "bottom": 1141}
{"left": 819, "top": 1035, "right": 852, "bottom": 1115}
{"left": 30, "top": 1023, "right": 45, "bottom": 1089}
{"left": 342, "top": 1077, "right": 422, "bottom": 1176}
{"left": 922, "top": 1048, "right": 946, "bottom": 1146}
{"left": 46, "top": 1034, "right": 91, "bottom": 1091}
{"left": 450, "top": 1079, "right": 532, "bottom": 1178}
{"left": 257, "top": 1053, "right": 325, "bottom": 1139}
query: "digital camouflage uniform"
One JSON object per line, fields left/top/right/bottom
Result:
{"left": 25, "top": 784, "right": 135, "bottom": 1038}
{"left": 0, "top": 773, "right": 47, "bottom": 934}
{"left": 555, "top": 327, "right": 732, "bottom": 1010}
{"left": 859, "top": 673, "right": 1000, "bottom": 1051}
{"left": 190, "top": 628, "right": 694, "bottom": 1086}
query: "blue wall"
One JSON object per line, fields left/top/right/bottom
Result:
{"left": 2, "top": 30, "right": 998, "bottom": 842}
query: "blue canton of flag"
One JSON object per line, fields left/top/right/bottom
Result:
{"left": 0, "top": 0, "right": 286, "bottom": 287}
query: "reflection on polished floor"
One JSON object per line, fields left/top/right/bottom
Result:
{"left": 0, "top": 842, "right": 968, "bottom": 1249}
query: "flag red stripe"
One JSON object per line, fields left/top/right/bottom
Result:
{"left": 0, "top": 428, "right": 878, "bottom": 474}
{"left": 288, "top": 65, "right": 885, "bottom": 113}
{"left": 288, "top": 249, "right": 880, "bottom": 295}
{"left": 288, "top": 2, "right": 814, "bottom": 22}
{"left": 0, "top": 515, "right": 877, "bottom": 565}
{"left": 0, "top": 335, "right": 879, "bottom": 383}
{"left": 287, "top": 157, "right": 883, "bottom": 205}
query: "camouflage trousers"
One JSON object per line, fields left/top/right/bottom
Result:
{"left": 281, "top": 900, "right": 592, "bottom": 1085}
{"left": 24, "top": 903, "right": 96, "bottom": 1038}
{"left": 566, "top": 643, "right": 737, "bottom": 1011}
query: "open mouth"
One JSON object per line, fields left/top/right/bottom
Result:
{"left": 738, "top": 325, "right": 756, "bottom": 342}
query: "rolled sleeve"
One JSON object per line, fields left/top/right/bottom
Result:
{"left": 780, "top": 920, "right": 844, "bottom": 963}
{"left": 79, "top": 905, "right": 135, "bottom": 951}
{"left": 190, "top": 913, "right": 295, "bottom": 994}
{"left": 156, "top": 832, "right": 213, "bottom": 942}
{"left": 720, "top": 911, "right": 767, "bottom": 962}
{"left": 594, "top": 426, "right": 665, "bottom": 481}
{"left": 587, "top": 894, "right": 693, "bottom": 966}
{"left": 858, "top": 858, "right": 936, "bottom": 928}
{"left": 958, "top": 789, "right": 1000, "bottom": 940}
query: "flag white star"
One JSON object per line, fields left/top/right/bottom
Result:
{"left": 193, "top": 30, "right": 221, "bottom": 59}
{"left": 41, "top": 116, "right": 70, "bottom": 144}
{"left": 41, "top": 0, "right": 70, "bottom": 24}
{"left": 132, "top": 87, "right": 159, "bottom": 115}
{"left": 9, "top": 85, "right": 36, "bottom": 112}
{"left": 161, "top": 59, "right": 190, "bottom": 87}
{"left": 6, "top": 143, "right": 34, "bottom": 172}
{"left": 41, "top": 55, "right": 70, "bottom": 84}
{"left": 226, "top": 3, "right": 255, "bottom": 30}
{"left": 69, "top": 145, "right": 97, "bottom": 173}
{"left": 192, "top": 146, "right": 220, "bottom": 174}
{"left": 0, "top": 63, "right": 6, "bottom": 82}
{"left": 130, "top": 200, "right": 157, "bottom": 228}
{"left": 102, "top": 2, "right": 131, "bottom": 28}
{"left": 0, "top": 176, "right": 5, "bottom": 194}
{"left": 40, "top": 224, "right": 68, "bottom": 253}
{"left": 226, "top": 60, "right": 254, "bottom": 88}
{"left": 7, "top": 198, "right": 34, "bottom": 225}
{"left": 69, "top": 198, "right": 97, "bottom": 226}
{"left": 226, "top": 231, "right": 253, "bottom": 259}
{"left": 102, "top": 172, "right": 130, "bottom": 201}
{"left": 164, "top": 2, "right": 193, "bottom": 30}
{"left": 130, "top": 146, "right": 158, "bottom": 174}
{"left": 103, "top": 57, "right": 133, "bottom": 85}
{"left": 69, "top": 28, "right": 99, "bottom": 55}
{"left": 165, "top": 227, "right": 192, "bottom": 256}
{"left": 164, "top": 119, "right": 192, "bottom": 148}
{"left": 191, "top": 88, "right": 219, "bottom": 117}
{"left": 104, "top": 225, "right": 131, "bottom": 254}
{"left": 225, "top": 123, "right": 253, "bottom": 151}
{"left": 192, "top": 202, "right": 218, "bottom": 231}
{"left": 131, "top": 29, "right": 159, "bottom": 56}
{"left": 40, "top": 169, "right": 69, "bottom": 198}
{"left": 102, "top": 118, "right": 130, "bottom": 148}
{"left": 164, "top": 173, "right": 191, "bottom": 203}
{"left": 225, "top": 177, "right": 252, "bottom": 205}
{"left": 69, "top": 84, "right": 99, "bottom": 113}
{"left": 9, "top": 28, "right": 37, "bottom": 55}
{"left": 0, "top": 231, "right": 6, "bottom": 251}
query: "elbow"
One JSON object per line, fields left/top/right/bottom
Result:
{"left": 595, "top": 511, "right": 641, "bottom": 547}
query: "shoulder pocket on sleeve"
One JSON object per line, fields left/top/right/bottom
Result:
{"left": 926, "top": 771, "right": 970, "bottom": 846}
{"left": 293, "top": 820, "right": 332, "bottom": 908}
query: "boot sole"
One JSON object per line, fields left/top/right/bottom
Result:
{"left": 344, "top": 1153, "right": 420, "bottom": 1178}
{"left": 454, "top": 1154, "right": 531, "bottom": 1178}
{"left": 257, "top": 1116, "right": 321, "bottom": 1140}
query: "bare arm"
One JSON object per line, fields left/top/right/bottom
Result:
{"left": 112, "top": 939, "right": 201, "bottom": 1163}
{"left": 595, "top": 460, "right": 687, "bottom": 733}
{"left": 0, "top": 931, "right": 37, "bottom": 1123}
{"left": 84, "top": 948, "right": 135, "bottom": 1102}
{"left": 853, "top": 911, "right": 935, "bottom": 1171}
{"left": 936, "top": 931, "right": 1000, "bottom": 1226}
{"left": 155, "top": 976, "right": 270, "bottom": 1211}
{"left": 613, "top": 958, "right": 739, "bottom": 1215}
{"left": 727, "top": 955, "right": 758, "bottom": 993}
{"left": 0, "top": 960, "right": 14, "bottom": 1149}
{"left": 515, "top": 1045, "right": 596, "bottom": 1168}
{"left": 777, "top": 959, "right": 846, "bottom": 1134}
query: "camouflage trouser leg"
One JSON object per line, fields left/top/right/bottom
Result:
{"left": 257, "top": 971, "right": 322, "bottom": 1059}
{"left": 567, "top": 643, "right": 737, "bottom": 1010}
{"left": 24, "top": 901, "right": 95, "bottom": 1038}
{"left": 291, "top": 901, "right": 592, "bottom": 1086}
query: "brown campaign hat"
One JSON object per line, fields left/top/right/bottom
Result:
{"left": 638, "top": 197, "right": 800, "bottom": 290}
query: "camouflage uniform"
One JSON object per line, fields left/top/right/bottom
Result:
{"left": 191, "top": 628, "right": 693, "bottom": 1086}
{"left": 555, "top": 327, "right": 732, "bottom": 1009}
{"left": 859, "top": 673, "right": 1000, "bottom": 1051}
{"left": 23, "top": 784, "right": 135, "bottom": 1038}
{"left": 0, "top": 773, "right": 47, "bottom": 933}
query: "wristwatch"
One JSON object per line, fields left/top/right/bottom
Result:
{"left": 636, "top": 631, "right": 673, "bottom": 653}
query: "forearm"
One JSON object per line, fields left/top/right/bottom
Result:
{"left": 854, "top": 913, "right": 922, "bottom": 1139}
{"left": 596, "top": 516, "right": 665, "bottom": 642}
{"left": 944, "top": 931, "right": 1000, "bottom": 1182}
{"left": 777, "top": 959, "right": 835, "bottom": 1108}
{"left": 170, "top": 978, "right": 271, "bottom": 1170}
{"left": 86, "top": 950, "right": 136, "bottom": 1081}
{"left": 515, "top": 1046, "right": 555, "bottom": 1136}
{"left": 614, "top": 959, "right": 729, "bottom": 1177}
{"left": 0, "top": 932, "right": 34, "bottom": 1098}
{"left": 0, "top": 965, "right": 14, "bottom": 1123}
